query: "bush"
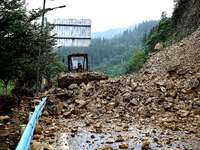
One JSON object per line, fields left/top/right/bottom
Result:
{"left": 126, "top": 49, "right": 146, "bottom": 73}
{"left": 0, "top": 81, "right": 14, "bottom": 96}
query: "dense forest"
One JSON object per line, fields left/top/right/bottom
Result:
{"left": 57, "top": 21, "right": 158, "bottom": 76}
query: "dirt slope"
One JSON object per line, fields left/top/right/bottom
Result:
{"left": 142, "top": 26, "right": 200, "bottom": 75}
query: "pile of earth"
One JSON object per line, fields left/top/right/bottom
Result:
{"left": 44, "top": 26, "right": 200, "bottom": 137}
{"left": 58, "top": 72, "right": 108, "bottom": 88}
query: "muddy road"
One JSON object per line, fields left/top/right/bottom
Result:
{"left": 39, "top": 117, "right": 200, "bottom": 150}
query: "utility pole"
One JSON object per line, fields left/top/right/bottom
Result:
{"left": 36, "top": 0, "right": 66, "bottom": 94}
{"left": 36, "top": 0, "right": 46, "bottom": 94}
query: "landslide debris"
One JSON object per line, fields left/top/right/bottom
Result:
{"left": 0, "top": 96, "right": 34, "bottom": 149}
{"left": 58, "top": 72, "right": 108, "bottom": 89}
{"left": 45, "top": 26, "right": 200, "bottom": 136}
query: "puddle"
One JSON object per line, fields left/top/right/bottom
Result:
{"left": 52, "top": 123, "right": 200, "bottom": 150}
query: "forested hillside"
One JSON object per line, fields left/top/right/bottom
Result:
{"left": 57, "top": 21, "right": 158, "bottom": 76}
{"left": 172, "top": 0, "right": 200, "bottom": 39}
{"left": 145, "top": 0, "right": 200, "bottom": 52}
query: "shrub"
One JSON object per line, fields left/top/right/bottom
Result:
{"left": 126, "top": 49, "right": 146, "bottom": 73}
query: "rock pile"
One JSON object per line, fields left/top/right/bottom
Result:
{"left": 0, "top": 96, "right": 34, "bottom": 149}
{"left": 58, "top": 72, "right": 108, "bottom": 89}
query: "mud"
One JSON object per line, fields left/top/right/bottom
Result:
{"left": 43, "top": 119, "right": 200, "bottom": 150}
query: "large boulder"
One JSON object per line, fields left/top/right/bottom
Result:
{"left": 154, "top": 42, "right": 164, "bottom": 51}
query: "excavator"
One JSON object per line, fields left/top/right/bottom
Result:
{"left": 67, "top": 53, "right": 89, "bottom": 72}
{"left": 58, "top": 53, "right": 108, "bottom": 88}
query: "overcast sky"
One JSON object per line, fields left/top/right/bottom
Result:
{"left": 26, "top": 0, "right": 174, "bottom": 32}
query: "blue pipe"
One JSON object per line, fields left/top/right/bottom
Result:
{"left": 16, "top": 97, "right": 47, "bottom": 150}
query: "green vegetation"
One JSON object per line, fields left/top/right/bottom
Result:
{"left": 126, "top": 49, "right": 146, "bottom": 73}
{"left": 127, "top": 0, "right": 200, "bottom": 75}
{"left": 0, "top": 81, "right": 14, "bottom": 95}
{"left": 172, "top": 0, "right": 200, "bottom": 40}
{"left": 145, "top": 18, "right": 173, "bottom": 52}
{"left": 145, "top": 0, "right": 200, "bottom": 53}
{"left": 0, "top": 0, "right": 64, "bottom": 95}
{"left": 100, "top": 0, "right": 200, "bottom": 76}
